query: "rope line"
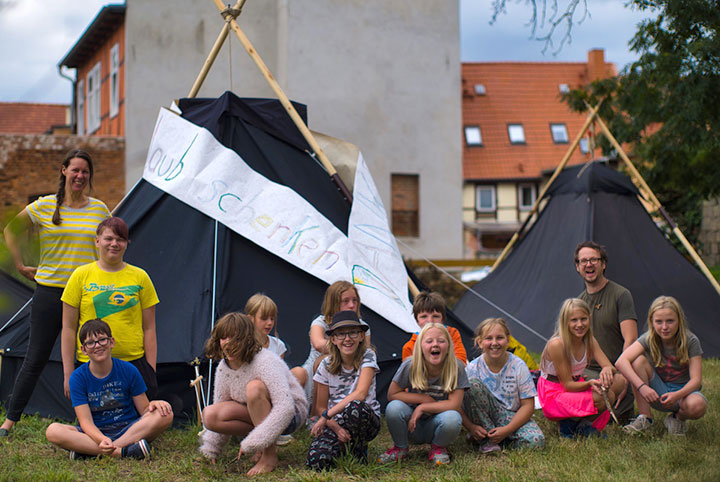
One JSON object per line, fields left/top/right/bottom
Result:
{"left": 395, "top": 239, "right": 548, "bottom": 343}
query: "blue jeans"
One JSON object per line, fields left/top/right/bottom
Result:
{"left": 384, "top": 399, "right": 462, "bottom": 448}
{"left": 648, "top": 372, "right": 706, "bottom": 412}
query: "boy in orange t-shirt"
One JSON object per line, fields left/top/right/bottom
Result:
{"left": 402, "top": 291, "right": 467, "bottom": 365}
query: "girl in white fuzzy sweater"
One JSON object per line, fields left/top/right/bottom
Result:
{"left": 199, "top": 313, "right": 307, "bottom": 475}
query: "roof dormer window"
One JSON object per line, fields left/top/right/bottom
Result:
{"left": 508, "top": 124, "right": 526, "bottom": 144}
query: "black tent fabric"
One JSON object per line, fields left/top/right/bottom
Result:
{"left": 0, "top": 271, "right": 34, "bottom": 362}
{"left": 1, "top": 92, "right": 473, "bottom": 420}
{"left": 455, "top": 162, "right": 720, "bottom": 358}
{"left": 0, "top": 270, "right": 33, "bottom": 340}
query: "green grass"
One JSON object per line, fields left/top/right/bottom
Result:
{"left": 3, "top": 359, "right": 720, "bottom": 481}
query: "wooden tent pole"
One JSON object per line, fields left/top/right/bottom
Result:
{"left": 589, "top": 105, "right": 720, "bottom": 297}
{"left": 207, "top": 0, "right": 419, "bottom": 297}
{"left": 209, "top": 0, "right": 355, "bottom": 200}
{"left": 491, "top": 103, "right": 600, "bottom": 271}
{"left": 188, "top": 0, "right": 247, "bottom": 98}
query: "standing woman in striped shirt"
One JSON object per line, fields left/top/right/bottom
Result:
{"left": 0, "top": 149, "right": 109, "bottom": 437}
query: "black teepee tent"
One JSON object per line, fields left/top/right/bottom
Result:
{"left": 454, "top": 161, "right": 720, "bottom": 357}
{"left": 0, "top": 92, "right": 472, "bottom": 421}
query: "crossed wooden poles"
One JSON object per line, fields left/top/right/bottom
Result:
{"left": 185, "top": 0, "right": 422, "bottom": 428}
{"left": 490, "top": 103, "right": 720, "bottom": 298}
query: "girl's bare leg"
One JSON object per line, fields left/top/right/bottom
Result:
{"left": 245, "top": 380, "right": 278, "bottom": 475}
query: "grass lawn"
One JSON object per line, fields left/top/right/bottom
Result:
{"left": 2, "top": 359, "right": 720, "bottom": 481}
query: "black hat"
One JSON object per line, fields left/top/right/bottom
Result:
{"left": 326, "top": 310, "right": 368, "bottom": 335}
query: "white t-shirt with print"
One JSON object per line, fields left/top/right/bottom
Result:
{"left": 466, "top": 352, "right": 536, "bottom": 412}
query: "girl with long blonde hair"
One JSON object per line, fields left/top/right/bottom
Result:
{"left": 616, "top": 296, "right": 707, "bottom": 435}
{"left": 537, "top": 298, "right": 625, "bottom": 438}
{"left": 379, "top": 323, "right": 468, "bottom": 466}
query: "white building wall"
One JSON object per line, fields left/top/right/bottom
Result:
{"left": 125, "top": 0, "right": 461, "bottom": 258}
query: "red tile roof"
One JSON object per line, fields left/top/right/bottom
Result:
{"left": 462, "top": 53, "right": 616, "bottom": 181}
{"left": 0, "top": 102, "right": 69, "bottom": 134}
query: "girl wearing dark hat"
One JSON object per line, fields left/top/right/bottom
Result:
{"left": 306, "top": 311, "right": 380, "bottom": 470}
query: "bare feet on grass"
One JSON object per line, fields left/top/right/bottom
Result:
{"left": 247, "top": 451, "right": 278, "bottom": 476}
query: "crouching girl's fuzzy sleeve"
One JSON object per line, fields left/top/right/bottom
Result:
{"left": 199, "top": 429, "right": 231, "bottom": 459}
{"left": 199, "top": 360, "right": 232, "bottom": 459}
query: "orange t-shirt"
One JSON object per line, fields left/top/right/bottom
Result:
{"left": 402, "top": 325, "right": 467, "bottom": 364}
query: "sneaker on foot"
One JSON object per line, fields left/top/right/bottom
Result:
{"left": 575, "top": 419, "right": 606, "bottom": 438}
{"left": 275, "top": 434, "right": 293, "bottom": 446}
{"left": 377, "top": 445, "right": 408, "bottom": 463}
{"left": 121, "top": 439, "right": 150, "bottom": 459}
{"left": 479, "top": 440, "right": 502, "bottom": 454}
{"left": 428, "top": 444, "right": 450, "bottom": 465}
{"left": 69, "top": 451, "right": 94, "bottom": 461}
{"left": 624, "top": 414, "right": 653, "bottom": 434}
{"left": 558, "top": 419, "right": 579, "bottom": 438}
{"left": 664, "top": 413, "right": 687, "bottom": 436}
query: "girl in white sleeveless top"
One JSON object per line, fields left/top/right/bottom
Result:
{"left": 245, "top": 294, "right": 287, "bottom": 358}
{"left": 537, "top": 298, "right": 625, "bottom": 437}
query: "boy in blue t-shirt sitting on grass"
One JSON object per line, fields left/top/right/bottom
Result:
{"left": 46, "top": 318, "right": 173, "bottom": 459}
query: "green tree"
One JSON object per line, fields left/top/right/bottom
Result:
{"left": 563, "top": 0, "right": 720, "bottom": 244}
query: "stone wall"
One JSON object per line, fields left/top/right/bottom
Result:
{"left": 699, "top": 198, "right": 720, "bottom": 266}
{"left": 0, "top": 135, "right": 125, "bottom": 218}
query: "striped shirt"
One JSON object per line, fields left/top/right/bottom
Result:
{"left": 26, "top": 195, "right": 110, "bottom": 287}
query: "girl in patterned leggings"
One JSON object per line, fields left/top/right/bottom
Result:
{"left": 306, "top": 311, "right": 381, "bottom": 471}
{"left": 462, "top": 318, "right": 545, "bottom": 453}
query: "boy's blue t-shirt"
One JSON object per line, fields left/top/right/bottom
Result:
{"left": 69, "top": 358, "right": 147, "bottom": 428}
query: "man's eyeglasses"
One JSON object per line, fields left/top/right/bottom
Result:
{"left": 577, "top": 257, "right": 602, "bottom": 266}
{"left": 83, "top": 337, "right": 111, "bottom": 349}
{"left": 332, "top": 331, "right": 363, "bottom": 340}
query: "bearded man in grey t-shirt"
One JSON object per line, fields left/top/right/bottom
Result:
{"left": 574, "top": 241, "right": 636, "bottom": 423}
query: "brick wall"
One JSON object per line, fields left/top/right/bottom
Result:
{"left": 0, "top": 135, "right": 125, "bottom": 217}
{"left": 700, "top": 199, "right": 720, "bottom": 266}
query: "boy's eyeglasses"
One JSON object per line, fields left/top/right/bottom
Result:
{"left": 83, "top": 337, "right": 111, "bottom": 349}
{"left": 332, "top": 331, "right": 363, "bottom": 340}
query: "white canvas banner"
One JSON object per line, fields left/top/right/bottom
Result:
{"left": 348, "top": 155, "right": 417, "bottom": 332}
{"left": 142, "top": 108, "right": 417, "bottom": 332}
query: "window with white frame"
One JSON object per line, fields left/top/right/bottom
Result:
{"left": 110, "top": 43, "right": 119, "bottom": 118}
{"left": 507, "top": 124, "right": 525, "bottom": 144}
{"left": 475, "top": 185, "right": 496, "bottom": 212}
{"left": 76, "top": 79, "right": 85, "bottom": 135}
{"left": 518, "top": 183, "right": 537, "bottom": 210}
{"left": 86, "top": 62, "right": 102, "bottom": 133}
{"left": 464, "top": 126, "right": 482, "bottom": 146}
{"left": 550, "top": 123, "right": 569, "bottom": 143}
{"left": 579, "top": 138, "right": 590, "bottom": 154}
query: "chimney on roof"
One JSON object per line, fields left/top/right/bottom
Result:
{"left": 587, "top": 49, "right": 606, "bottom": 82}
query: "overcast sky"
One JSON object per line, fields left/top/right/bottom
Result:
{"left": 0, "top": 0, "right": 653, "bottom": 104}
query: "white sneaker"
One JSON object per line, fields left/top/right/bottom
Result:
{"left": 623, "top": 414, "right": 653, "bottom": 434}
{"left": 276, "top": 434, "right": 293, "bottom": 446}
{"left": 664, "top": 413, "right": 687, "bottom": 436}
